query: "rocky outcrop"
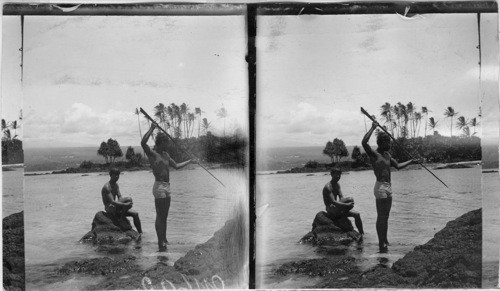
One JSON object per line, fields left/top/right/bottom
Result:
{"left": 275, "top": 209, "right": 482, "bottom": 289}
{"left": 80, "top": 211, "right": 140, "bottom": 253}
{"left": 49, "top": 211, "right": 247, "bottom": 290}
{"left": 299, "top": 211, "right": 361, "bottom": 246}
{"left": 3, "top": 212, "right": 25, "bottom": 291}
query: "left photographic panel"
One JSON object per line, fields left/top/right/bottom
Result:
{"left": 5, "top": 4, "right": 249, "bottom": 290}
{"left": 2, "top": 14, "right": 25, "bottom": 291}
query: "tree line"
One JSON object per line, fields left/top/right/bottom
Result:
{"left": 136, "top": 103, "right": 228, "bottom": 140}
{"left": 2, "top": 112, "right": 24, "bottom": 164}
{"left": 378, "top": 102, "right": 479, "bottom": 139}
{"left": 322, "top": 103, "right": 481, "bottom": 168}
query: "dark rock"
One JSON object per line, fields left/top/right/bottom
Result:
{"left": 80, "top": 211, "right": 140, "bottom": 247}
{"left": 278, "top": 209, "right": 482, "bottom": 289}
{"left": 3, "top": 211, "right": 25, "bottom": 291}
{"left": 57, "top": 255, "right": 140, "bottom": 276}
{"left": 276, "top": 256, "right": 357, "bottom": 277}
{"left": 390, "top": 208, "right": 482, "bottom": 288}
{"left": 316, "top": 245, "right": 349, "bottom": 255}
{"left": 299, "top": 211, "right": 360, "bottom": 246}
{"left": 88, "top": 211, "right": 247, "bottom": 290}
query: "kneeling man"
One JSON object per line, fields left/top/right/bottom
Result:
{"left": 102, "top": 168, "right": 142, "bottom": 234}
{"left": 323, "top": 168, "right": 364, "bottom": 236}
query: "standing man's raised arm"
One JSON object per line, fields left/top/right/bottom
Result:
{"left": 362, "top": 122, "right": 378, "bottom": 157}
{"left": 141, "top": 123, "right": 156, "bottom": 156}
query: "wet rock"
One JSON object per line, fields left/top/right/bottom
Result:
{"left": 316, "top": 245, "right": 349, "bottom": 256}
{"left": 278, "top": 209, "right": 482, "bottom": 289}
{"left": 57, "top": 255, "right": 140, "bottom": 276}
{"left": 80, "top": 211, "right": 140, "bottom": 247}
{"left": 299, "top": 211, "right": 361, "bottom": 246}
{"left": 276, "top": 256, "right": 358, "bottom": 277}
{"left": 390, "top": 208, "right": 482, "bottom": 288}
{"left": 3, "top": 211, "right": 25, "bottom": 291}
{"left": 88, "top": 211, "right": 247, "bottom": 290}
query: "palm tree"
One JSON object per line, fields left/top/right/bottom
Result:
{"left": 11, "top": 120, "right": 18, "bottom": 139}
{"left": 154, "top": 103, "right": 168, "bottom": 131}
{"left": 166, "top": 105, "right": 174, "bottom": 136}
{"left": 134, "top": 108, "right": 142, "bottom": 139}
{"left": 195, "top": 107, "right": 202, "bottom": 138}
{"left": 170, "top": 103, "right": 182, "bottom": 138}
{"left": 414, "top": 112, "right": 422, "bottom": 137}
{"left": 391, "top": 105, "right": 401, "bottom": 137}
{"left": 380, "top": 102, "right": 393, "bottom": 135}
{"left": 188, "top": 113, "right": 195, "bottom": 138}
{"left": 397, "top": 103, "right": 408, "bottom": 138}
{"left": 469, "top": 117, "right": 479, "bottom": 136}
{"left": 2, "top": 119, "right": 11, "bottom": 141}
{"left": 462, "top": 126, "right": 471, "bottom": 137}
{"left": 202, "top": 118, "right": 211, "bottom": 135}
{"left": 456, "top": 116, "right": 468, "bottom": 131}
{"left": 406, "top": 102, "right": 414, "bottom": 137}
{"left": 428, "top": 117, "right": 439, "bottom": 134}
{"left": 444, "top": 106, "right": 458, "bottom": 136}
{"left": 217, "top": 105, "right": 228, "bottom": 137}
{"left": 421, "top": 106, "right": 429, "bottom": 137}
{"left": 180, "top": 103, "right": 188, "bottom": 138}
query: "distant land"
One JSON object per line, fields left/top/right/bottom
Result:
{"left": 257, "top": 145, "right": 359, "bottom": 172}
{"left": 23, "top": 142, "right": 498, "bottom": 173}
{"left": 24, "top": 146, "right": 144, "bottom": 172}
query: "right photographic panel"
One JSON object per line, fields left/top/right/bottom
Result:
{"left": 255, "top": 3, "right": 498, "bottom": 289}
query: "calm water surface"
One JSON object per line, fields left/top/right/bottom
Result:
{"left": 482, "top": 170, "right": 500, "bottom": 288}
{"left": 256, "top": 167, "right": 482, "bottom": 288}
{"left": 24, "top": 168, "right": 247, "bottom": 290}
{"left": 2, "top": 167, "right": 24, "bottom": 218}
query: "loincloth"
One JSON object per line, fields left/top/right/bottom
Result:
{"left": 153, "top": 181, "right": 171, "bottom": 199}
{"left": 374, "top": 181, "right": 392, "bottom": 199}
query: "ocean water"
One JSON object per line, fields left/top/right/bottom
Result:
{"left": 482, "top": 170, "right": 500, "bottom": 288}
{"left": 2, "top": 167, "right": 24, "bottom": 218}
{"left": 256, "top": 167, "right": 483, "bottom": 288}
{"left": 24, "top": 168, "right": 247, "bottom": 290}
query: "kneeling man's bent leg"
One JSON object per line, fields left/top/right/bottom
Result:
{"left": 347, "top": 210, "right": 364, "bottom": 235}
{"left": 125, "top": 209, "right": 142, "bottom": 234}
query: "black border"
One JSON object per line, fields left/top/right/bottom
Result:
{"left": 3, "top": 2, "right": 498, "bottom": 289}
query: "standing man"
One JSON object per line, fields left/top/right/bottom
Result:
{"left": 323, "top": 167, "right": 364, "bottom": 237}
{"left": 141, "top": 123, "right": 194, "bottom": 252}
{"left": 101, "top": 168, "right": 142, "bottom": 234}
{"left": 362, "top": 121, "right": 417, "bottom": 252}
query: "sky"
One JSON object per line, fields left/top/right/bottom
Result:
{"left": 1, "top": 11, "right": 499, "bottom": 149}
{"left": 257, "top": 13, "right": 499, "bottom": 148}
{"left": 1, "top": 15, "right": 248, "bottom": 148}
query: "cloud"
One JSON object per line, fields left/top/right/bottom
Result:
{"left": 52, "top": 74, "right": 172, "bottom": 89}
{"left": 284, "top": 102, "right": 327, "bottom": 134}
{"left": 25, "top": 103, "right": 138, "bottom": 146}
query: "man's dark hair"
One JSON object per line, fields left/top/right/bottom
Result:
{"left": 155, "top": 132, "right": 169, "bottom": 146}
{"left": 109, "top": 168, "right": 121, "bottom": 176}
{"left": 377, "top": 132, "right": 391, "bottom": 146}
{"left": 330, "top": 167, "right": 342, "bottom": 175}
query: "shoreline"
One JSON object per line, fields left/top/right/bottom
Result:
{"left": 24, "top": 162, "right": 243, "bottom": 176}
{"left": 264, "top": 160, "right": 482, "bottom": 175}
